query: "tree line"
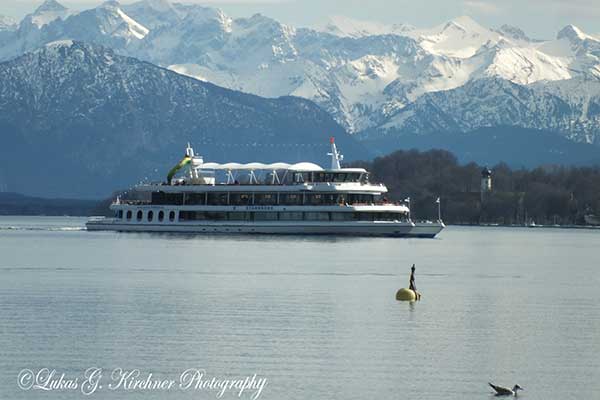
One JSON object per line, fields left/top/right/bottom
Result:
{"left": 353, "top": 149, "right": 600, "bottom": 225}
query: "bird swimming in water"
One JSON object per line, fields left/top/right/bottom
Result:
{"left": 489, "top": 383, "right": 524, "bottom": 396}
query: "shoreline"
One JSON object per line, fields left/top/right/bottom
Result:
{"left": 1, "top": 214, "right": 599, "bottom": 231}
{"left": 450, "top": 223, "right": 600, "bottom": 230}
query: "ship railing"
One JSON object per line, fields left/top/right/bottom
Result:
{"left": 145, "top": 180, "right": 384, "bottom": 187}
{"left": 113, "top": 200, "right": 406, "bottom": 208}
{"left": 113, "top": 200, "right": 151, "bottom": 206}
{"left": 348, "top": 201, "right": 405, "bottom": 206}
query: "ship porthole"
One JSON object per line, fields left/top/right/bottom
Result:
{"left": 148, "top": 211, "right": 154, "bottom": 222}
{"left": 126, "top": 210, "right": 132, "bottom": 220}
{"left": 158, "top": 211, "right": 164, "bottom": 222}
{"left": 169, "top": 211, "right": 175, "bottom": 222}
{"left": 137, "top": 210, "right": 143, "bottom": 221}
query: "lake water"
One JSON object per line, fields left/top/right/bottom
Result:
{"left": 0, "top": 216, "right": 599, "bottom": 399}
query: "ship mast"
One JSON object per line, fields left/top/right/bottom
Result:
{"left": 185, "top": 142, "right": 194, "bottom": 158}
{"left": 328, "top": 137, "right": 343, "bottom": 170}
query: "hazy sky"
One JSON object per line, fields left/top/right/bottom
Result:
{"left": 2, "top": 0, "right": 599, "bottom": 39}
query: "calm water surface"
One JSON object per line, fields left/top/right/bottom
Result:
{"left": 0, "top": 216, "right": 599, "bottom": 399}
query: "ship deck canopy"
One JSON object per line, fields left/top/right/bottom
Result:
{"left": 199, "top": 162, "right": 324, "bottom": 171}
{"left": 198, "top": 161, "right": 366, "bottom": 173}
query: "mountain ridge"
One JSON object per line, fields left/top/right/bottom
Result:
{"left": 1, "top": 0, "right": 600, "bottom": 171}
{"left": 0, "top": 40, "right": 365, "bottom": 197}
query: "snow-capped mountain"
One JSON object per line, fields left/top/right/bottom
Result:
{"left": 122, "top": 0, "right": 182, "bottom": 29}
{"left": 0, "top": 40, "right": 362, "bottom": 197}
{"left": 317, "top": 15, "right": 414, "bottom": 38}
{"left": 56, "top": 1, "right": 150, "bottom": 45}
{"left": 494, "top": 24, "right": 537, "bottom": 42}
{"left": 28, "top": 0, "right": 70, "bottom": 28}
{"left": 0, "top": 15, "right": 17, "bottom": 31}
{"left": 0, "top": 0, "right": 151, "bottom": 61}
{"left": 1, "top": 0, "right": 600, "bottom": 152}
{"left": 138, "top": 9, "right": 600, "bottom": 142}
{"left": 361, "top": 77, "right": 600, "bottom": 140}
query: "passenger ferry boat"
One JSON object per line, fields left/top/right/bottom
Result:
{"left": 86, "top": 140, "right": 444, "bottom": 237}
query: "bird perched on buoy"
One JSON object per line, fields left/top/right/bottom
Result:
{"left": 396, "top": 264, "right": 421, "bottom": 301}
{"left": 488, "top": 382, "right": 523, "bottom": 396}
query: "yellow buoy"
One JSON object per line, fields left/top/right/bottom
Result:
{"left": 396, "top": 288, "right": 420, "bottom": 301}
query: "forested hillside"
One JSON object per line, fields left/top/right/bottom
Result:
{"left": 357, "top": 150, "right": 600, "bottom": 225}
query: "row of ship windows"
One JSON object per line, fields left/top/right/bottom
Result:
{"left": 150, "top": 192, "right": 377, "bottom": 206}
{"left": 294, "top": 172, "right": 367, "bottom": 183}
{"left": 118, "top": 210, "right": 176, "bottom": 222}
{"left": 180, "top": 211, "right": 405, "bottom": 222}
{"left": 116, "top": 210, "right": 405, "bottom": 222}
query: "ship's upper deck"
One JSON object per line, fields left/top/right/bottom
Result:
{"left": 151, "top": 140, "right": 378, "bottom": 190}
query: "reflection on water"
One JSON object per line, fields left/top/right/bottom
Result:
{"left": 0, "top": 217, "right": 599, "bottom": 399}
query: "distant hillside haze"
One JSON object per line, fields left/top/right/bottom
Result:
{"left": 0, "top": 192, "right": 98, "bottom": 215}
{"left": 361, "top": 126, "right": 600, "bottom": 168}
{"left": 0, "top": 40, "right": 365, "bottom": 198}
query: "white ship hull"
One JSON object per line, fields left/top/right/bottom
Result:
{"left": 85, "top": 142, "right": 445, "bottom": 238}
{"left": 86, "top": 219, "right": 432, "bottom": 237}
{"left": 410, "top": 222, "right": 446, "bottom": 238}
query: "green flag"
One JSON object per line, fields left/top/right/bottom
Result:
{"left": 167, "top": 156, "right": 192, "bottom": 182}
